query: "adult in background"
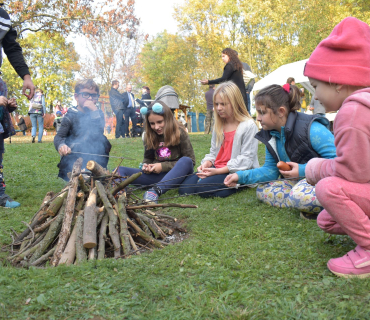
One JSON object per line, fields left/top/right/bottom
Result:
{"left": 287, "top": 77, "right": 295, "bottom": 85}
{"left": 309, "top": 96, "right": 326, "bottom": 116}
{"left": 122, "top": 84, "right": 137, "bottom": 138}
{"left": 28, "top": 88, "right": 46, "bottom": 143}
{"left": 54, "top": 100, "right": 62, "bottom": 114}
{"left": 201, "top": 48, "right": 248, "bottom": 109}
{"left": 204, "top": 84, "right": 215, "bottom": 134}
{"left": 15, "top": 113, "right": 27, "bottom": 135}
{"left": 242, "top": 62, "right": 255, "bottom": 115}
{"left": 141, "top": 86, "right": 151, "bottom": 102}
{"left": 109, "top": 80, "right": 125, "bottom": 139}
{"left": 0, "top": 6, "right": 35, "bottom": 208}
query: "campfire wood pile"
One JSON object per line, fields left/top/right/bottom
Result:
{"left": 6, "top": 158, "right": 196, "bottom": 267}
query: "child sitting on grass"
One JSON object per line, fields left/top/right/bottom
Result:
{"left": 304, "top": 17, "right": 370, "bottom": 278}
{"left": 54, "top": 79, "right": 111, "bottom": 181}
{"left": 116, "top": 101, "right": 195, "bottom": 204}
{"left": 179, "top": 81, "right": 259, "bottom": 198}
{"left": 224, "top": 83, "right": 336, "bottom": 219}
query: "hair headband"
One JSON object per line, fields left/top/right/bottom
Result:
{"left": 140, "top": 103, "right": 164, "bottom": 116}
{"left": 282, "top": 83, "right": 290, "bottom": 93}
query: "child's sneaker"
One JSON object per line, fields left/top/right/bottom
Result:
{"left": 300, "top": 211, "right": 318, "bottom": 220}
{"left": 0, "top": 194, "right": 21, "bottom": 208}
{"left": 327, "top": 245, "right": 370, "bottom": 278}
{"left": 143, "top": 189, "right": 159, "bottom": 204}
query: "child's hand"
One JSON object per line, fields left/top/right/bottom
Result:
{"left": 196, "top": 167, "right": 218, "bottom": 179}
{"left": 148, "top": 163, "right": 162, "bottom": 174}
{"left": 0, "top": 96, "right": 8, "bottom": 106}
{"left": 200, "top": 80, "right": 208, "bottom": 85}
{"left": 22, "top": 75, "right": 35, "bottom": 100}
{"left": 83, "top": 100, "right": 97, "bottom": 111}
{"left": 7, "top": 98, "right": 17, "bottom": 112}
{"left": 224, "top": 173, "right": 239, "bottom": 187}
{"left": 142, "top": 163, "right": 150, "bottom": 174}
{"left": 279, "top": 162, "right": 299, "bottom": 179}
{"left": 197, "top": 160, "right": 212, "bottom": 172}
{"left": 58, "top": 145, "right": 72, "bottom": 156}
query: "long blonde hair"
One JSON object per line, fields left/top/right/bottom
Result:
{"left": 213, "top": 81, "right": 253, "bottom": 146}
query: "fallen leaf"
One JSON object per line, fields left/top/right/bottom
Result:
{"left": 25, "top": 298, "right": 31, "bottom": 305}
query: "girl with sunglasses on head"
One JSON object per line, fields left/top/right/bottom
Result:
{"left": 224, "top": 83, "right": 336, "bottom": 219}
{"left": 179, "top": 81, "right": 259, "bottom": 198}
{"left": 116, "top": 101, "right": 195, "bottom": 203}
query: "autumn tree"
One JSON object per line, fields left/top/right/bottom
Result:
{"left": 4, "top": 0, "right": 139, "bottom": 37}
{"left": 2, "top": 32, "right": 80, "bottom": 114}
{"left": 79, "top": 28, "right": 146, "bottom": 96}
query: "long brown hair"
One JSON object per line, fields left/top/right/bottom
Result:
{"left": 144, "top": 101, "right": 182, "bottom": 150}
{"left": 222, "top": 48, "right": 243, "bottom": 73}
{"left": 255, "top": 84, "right": 301, "bottom": 114}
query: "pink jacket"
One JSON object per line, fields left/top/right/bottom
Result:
{"left": 306, "top": 88, "right": 370, "bottom": 185}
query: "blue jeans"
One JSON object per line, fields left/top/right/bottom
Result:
{"left": 179, "top": 173, "right": 238, "bottom": 198}
{"left": 0, "top": 134, "right": 5, "bottom": 196}
{"left": 246, "top": 92, "right": 251, "bottom": 114}
{"left": 117, "top": 157, "right": 194, "bottom": 194}
{"left": 115, "top": 109, "right": 125, "bottom": 138}
{"left": 123, "top": 108, "right": 137, "bottom": 137}
{"left": 30, "top": 113, "right": 44, "bottom": 142}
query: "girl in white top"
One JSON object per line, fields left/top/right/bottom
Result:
{"left": 179, "top": 81, "right": 259, "bottom": 198}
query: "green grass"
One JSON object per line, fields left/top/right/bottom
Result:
{"left": 1, "top": 135, "right": 370, "bottom": 320}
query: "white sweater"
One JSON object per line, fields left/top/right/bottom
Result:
{"left": 202, "top": 118, "right": 260, "bottom": 173}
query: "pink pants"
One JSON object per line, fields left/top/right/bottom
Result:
{"left": 316, "top": 177, "right": 370, "bottom": 250}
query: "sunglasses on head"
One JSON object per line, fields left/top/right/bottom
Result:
{"left": 140, "top": 103, "right": 164, "bottom": 116}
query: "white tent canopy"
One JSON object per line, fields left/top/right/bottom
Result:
{"left": 253, "top": 59, "right": 314, "bottom": 94}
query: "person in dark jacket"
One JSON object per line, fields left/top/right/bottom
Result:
{"left": 141, "top": 86, "right": 151, "bottom": 102}
{"left": 109, "top": 80, "right": 125, "bottom": 139}
{"left": 54, "top": 79, "right": 111, "bottom": 181}
{"left": 122, "top": 84, "right": 137, "bottom": 138}
{"left": 0, "top": 7, "right": 35, "bottom": 208}
{"left": 201, "top": 48, "right": 248, "bottom": 109}
{"left": 53, "top": 111, "right": 63, "bottom": 133}
{"left": 15, "top": 113, "right": 27, "bottom": 135}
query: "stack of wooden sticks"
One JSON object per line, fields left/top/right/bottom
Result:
{"left": 6, "top": 158, "right": 196, "bottom": 267}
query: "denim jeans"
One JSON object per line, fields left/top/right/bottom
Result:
{"left": 117, "top": 157, "right": 194, "bottom": 194}
{"left": 30, "top": 113, "right": 44, "bottom": 142}
{"left": 0, "top": 134, "right": 5, "bottom": 197}
{"left": 179, "top": 172, "right": 239, "bottom": 198}
{"left": 115, "top": 109, "right": 125, "bottom": 138}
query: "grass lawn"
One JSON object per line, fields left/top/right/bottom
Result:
{"left": 1, "top": 135, "right": 370, "bottom": 320}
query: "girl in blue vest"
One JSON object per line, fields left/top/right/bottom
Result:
{"left": 28, "top": 88, "right": 46, "bottom": 143}
{"left": 224, "top": 84, "right": 336, "bottom": 219}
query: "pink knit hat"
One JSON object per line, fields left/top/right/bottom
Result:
{"left": 304, "top": 17, "right": 370, "bottom": 86}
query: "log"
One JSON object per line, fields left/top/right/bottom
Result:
{"left": 75, "top": 211, "right": 87, "bottom": 264}
{"left": 51, "top": 158, "right": 83, "bottom": 266}
{"left": 111, "top": 172, "right": 142, "bottom": 196}
{"left": 126, "top": 203, "right": 198, "bottom": 210}
{"left": 97, "top": 213, "right": 108, "bottom": 260}
{"left": 33, "top": 216, "right": 58, "bottom": 233}
{"left": 83, "top": 188, "right": 98, "bottom": 249}
{"left": 127, "top": 210, "right": 151, "bottom": 235}
{"left": 106, "top": 188, "right": 117, "bottom": 208}
{"left": 30, "top": 247, "right": 56, "bottom": 267}
{"left": 47, "top": 191, "right": 68, "bottom": 216}
{"left": 126, "top": 218, "right": 163, "bottom": 249}
{"left": 96, "top": 181, "right": 121, "bottom": 258}
{"left": 128, "top": 233, "right": 140, "bottom": 255}
{"left": 78, "top": 174, "right": 90, "bottom": 193}
{"left": 117, "top": 196, "right": 131, "bottom": 255}
{"left": 88, "top": 248, "right": 96, "bottom": 260}
{"left": 86, "top": 160, "right": 110, "bottom": 177}
{"left": 26, "top": 201, "right": 66, "bottom": 264}
{"left": 138, "top": 213, "right": 166, "bottom": 239}
{"left": 59, "top": 220, "right": 78, "bottom": 265}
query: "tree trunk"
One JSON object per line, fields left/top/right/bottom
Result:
{"left": 51, "top": 158, "right": 83, "bottom": 266}
{"left": 97, "top": 213, "right": 108, "bottom": 260}
{"left": 96, "top": 180, "right": 121, "bottom": 258}
{"left": 117, "top": 195, "right": 131, "bottom": 255}
{"left": 75, "top": 211, "right": 87, "bottom": 265}
{"left": 86, "top": 160, "right": 110, "bottom": 177}
{"left": 83, "top": 188, "right": 98, "bottom": 248}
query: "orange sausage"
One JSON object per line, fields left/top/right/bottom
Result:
{"left": 277, "top": 161, "right": 292, "bottom": 171}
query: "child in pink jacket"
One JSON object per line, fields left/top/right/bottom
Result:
{"left": 304, "top": 17, "right": 370, "bottom": 278}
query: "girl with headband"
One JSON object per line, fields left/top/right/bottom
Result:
{"left": 116, "top": 101, "right": 195, "bottom": 203}
{"left": 224, "top": 83, "right": 336, "bottom": 219}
